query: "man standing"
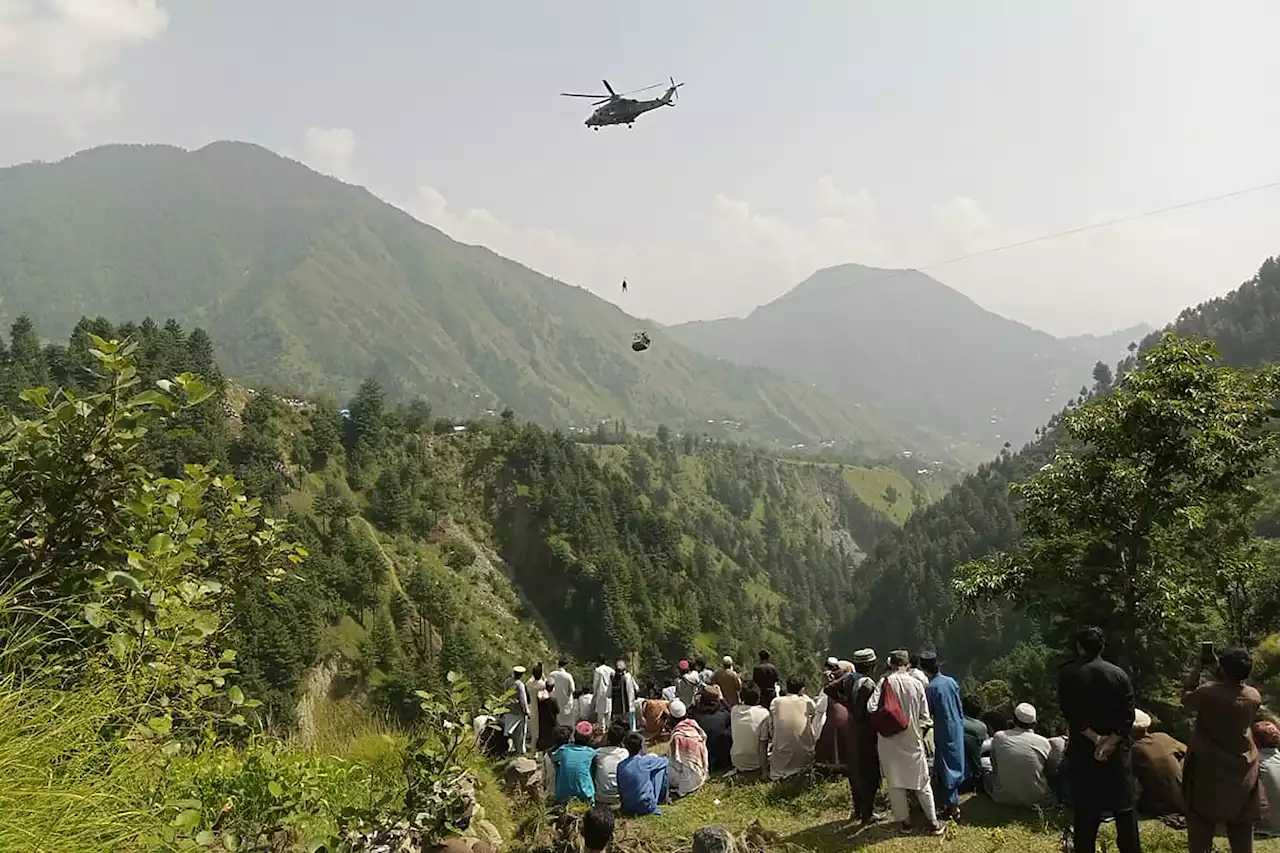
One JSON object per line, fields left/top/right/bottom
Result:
{"left": 752, "top": 649, "right": 779, "bottom": 706}
{"left": 695, "top": 657, "right": 714, "bottom": 685}
{"left": 710, "top": 655, "right": 742, "bottom": 707}
{"left": 1058, "top": 626, "right": 1140, "bottom": 853}
{"left": 526, "top": 663, "right": 547, "bottom": 753}
{"left": 868, "top": 650, "right": 945, "bottom": 836}
{"left": 549, "top": 658, "right": 576, "bottom": 727}
{"left": 503, "top": 665, "right": 531, "bottom": 755}
{"left": 610, "top": 659, "right": 638, "bottom": 731}
{"left": 593, "top": 656, "right": 615, "bottom": 727}
{"left": 920, "top": 651, "right": 965, "bottom": 821}
{"left": 843, "top": 648, "right": 884, "bottom": 824}
{"left": 676, "top": 660, "right": 702, "bottom": 706}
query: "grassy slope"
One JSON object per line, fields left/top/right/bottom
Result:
{"left": 601, "top": 774, "right": 1280, "bottom": 853}
{"left": 839, "top": 466, "right": 917, "bottom": 524}
{"left": 0, "top": 142, "right": 944, "bottom": 457}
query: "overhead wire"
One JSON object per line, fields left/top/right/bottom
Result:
{"left": 695, "top": 176, "right": 1280, "bottom": 323}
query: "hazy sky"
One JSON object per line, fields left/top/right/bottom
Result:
{"left": 3, "top": 1, "right": 1279, "bottom": 336}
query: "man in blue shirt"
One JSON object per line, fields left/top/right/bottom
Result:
{"left": 921, "top": 650, "right": 966, "bottom": 821}
{"left": 553, "top": 721, "right": 598, "bottom": 805}
{"left": 616, "top": 732, "right": 669, "bottom": 816}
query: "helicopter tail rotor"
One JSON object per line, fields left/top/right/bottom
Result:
{"left": 667, "top": 76, "right": 684, "bottom": 103}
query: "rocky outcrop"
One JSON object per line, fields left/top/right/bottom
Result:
{"left": 293, "top": 655, "right": 340, "bottom": 747}
{"left": 502, "top": 757, "right": 542, "bottom": 795}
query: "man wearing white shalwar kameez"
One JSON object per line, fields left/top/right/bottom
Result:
{"left": 867, "top": 650, "right": 945, "bottom": 835}
{"left": 549, "top": 659, "right": 576, "bottom": 727}
{"left": 593, "top": 658, "right": 616, "bottom": 725}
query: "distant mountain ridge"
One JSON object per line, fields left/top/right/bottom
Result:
{"left": 667, "top": 264, "right": 1145, "bottom": 453}
{"left": 0, "top": 142, "right": 942, "bottom": 456}
{"left": 1062, "top": 323, "right": 1157, "bottom": 364}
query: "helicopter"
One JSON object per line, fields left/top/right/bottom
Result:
{"left": 561, "top": 77, "right": 684, "bottom": 129}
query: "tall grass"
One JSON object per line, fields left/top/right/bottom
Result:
{"left": 0, "top": 681, "right": 164, "bottom": 853}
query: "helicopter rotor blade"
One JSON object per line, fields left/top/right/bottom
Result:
{"left": 618, "top": 82, "right": 666, "bottom": 97}
{"left": 561, "top": 92, "right": 610, "bottom": 99}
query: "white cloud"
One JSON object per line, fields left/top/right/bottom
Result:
{"left": 300, "top": 126, "right": 356, "bottom": 181}
{"left": 0, "top": 0, "right": 168, "bottom": 127}
{"left": 405, "top": 182, "right": 638, "bottom": 295}
{"left": 814, "top": 174, "right": 877, "bottom": 227}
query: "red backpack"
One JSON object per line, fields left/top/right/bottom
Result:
{"left": 870, "top": 675, "right": 909, "bottom": 737}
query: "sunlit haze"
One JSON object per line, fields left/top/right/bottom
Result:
{"left": 3, "top": 0, "right": 1279, "bottom": 335}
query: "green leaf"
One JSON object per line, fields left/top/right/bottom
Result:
{"left": 163, "top": 740, "right": 183, "bottom": 756}
{"left": 106, "top": 570, "right": 144, "bottom": 592}
{"left": 222, "top": 833, "right": 239, "bottom": 852}
{"left": 268, "top": 780, "right": 284, "bottom": 798}
{"left": 87, "top": 334, "right": 117, "bottom": 353}
{"left": 108, "top": 632, "right": 132, "bottom": 660}
{"left": 227, "top": 685, "right": 245, "bottom": 706}
{"left": 127, "top": 389, "right": 177, "bottom": 411}
{"left": 18, "top": 387, "right": 50, "bottom": 407}
{"left": 147, "top": 715, "right": 173, "bottom": 735}
{"left": 148, "top": 532, "right": 174, "bottom": 555}
{"left": 172, "top": 809, "right": 202, "bottom": 831}
{"left": 83, "top": 602, "right": 107, "bottom": 628}
{"left": 194, "top": 830, "right": 215, "bottom": 846}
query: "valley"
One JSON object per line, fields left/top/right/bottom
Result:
{"left": 1, "top": 144, "right": 1278, "bottom": 853}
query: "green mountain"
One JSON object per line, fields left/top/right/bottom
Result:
{"left": 667, "top": 264, "right": 1144, "bottom": 455}
{"left": 0, "top": 142, "right": 939, "bottom": 456}
{"left": 837, "top": 254, "right": 1280, "bottom": 675}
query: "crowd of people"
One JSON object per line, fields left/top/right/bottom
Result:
{"left": 483, "top": 628, "right": 1278, "bottom": 851}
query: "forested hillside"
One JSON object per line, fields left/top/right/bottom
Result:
{"left": 838, "top": 254, "right": 1280, "bottom": 690}
{"left": 667, "top": 264, "right": 1146, "bottom": 455}
{"left": 0, "top": 315, "right": 900, "bottom": 725}
{"left": 0, "top": 142, "right": 942, "bottom": 456}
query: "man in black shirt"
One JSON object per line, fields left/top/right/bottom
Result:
{"left": 751, "top": 649, "right": 779, "bottom": 706}
{"left": 1058, "top": 626, "right": 1140, "bottom": 853}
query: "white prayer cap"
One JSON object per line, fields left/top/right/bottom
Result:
{"left": 722, "top": 655, "right": 733, "bottom": 666}
{"left": 1133, "top": 709, "right": 1152, "bottom": 733}
{"left": 512, "top": 665, "right": 527, "bottom": 675}
{"left": 826, "top": 656, "right": 839, "bottom": 667}
{"left": 669, "top": 699, "right": 687, "bottom": 719}
{"left": 616, "top": 659, "right": 627, "bottom": 670}
{"left": 1014, "top": 703, "right": 1037, "bottom": 725}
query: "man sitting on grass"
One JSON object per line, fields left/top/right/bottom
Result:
{"left": 616, "top": 731, "right": 669, "bottom": 816}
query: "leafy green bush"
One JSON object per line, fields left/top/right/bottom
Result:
{"left": 0, "top": 336, "right": 305, "bottom": 749}
{"left": 163, "top": 738, "right": 382, "bottom": 852}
